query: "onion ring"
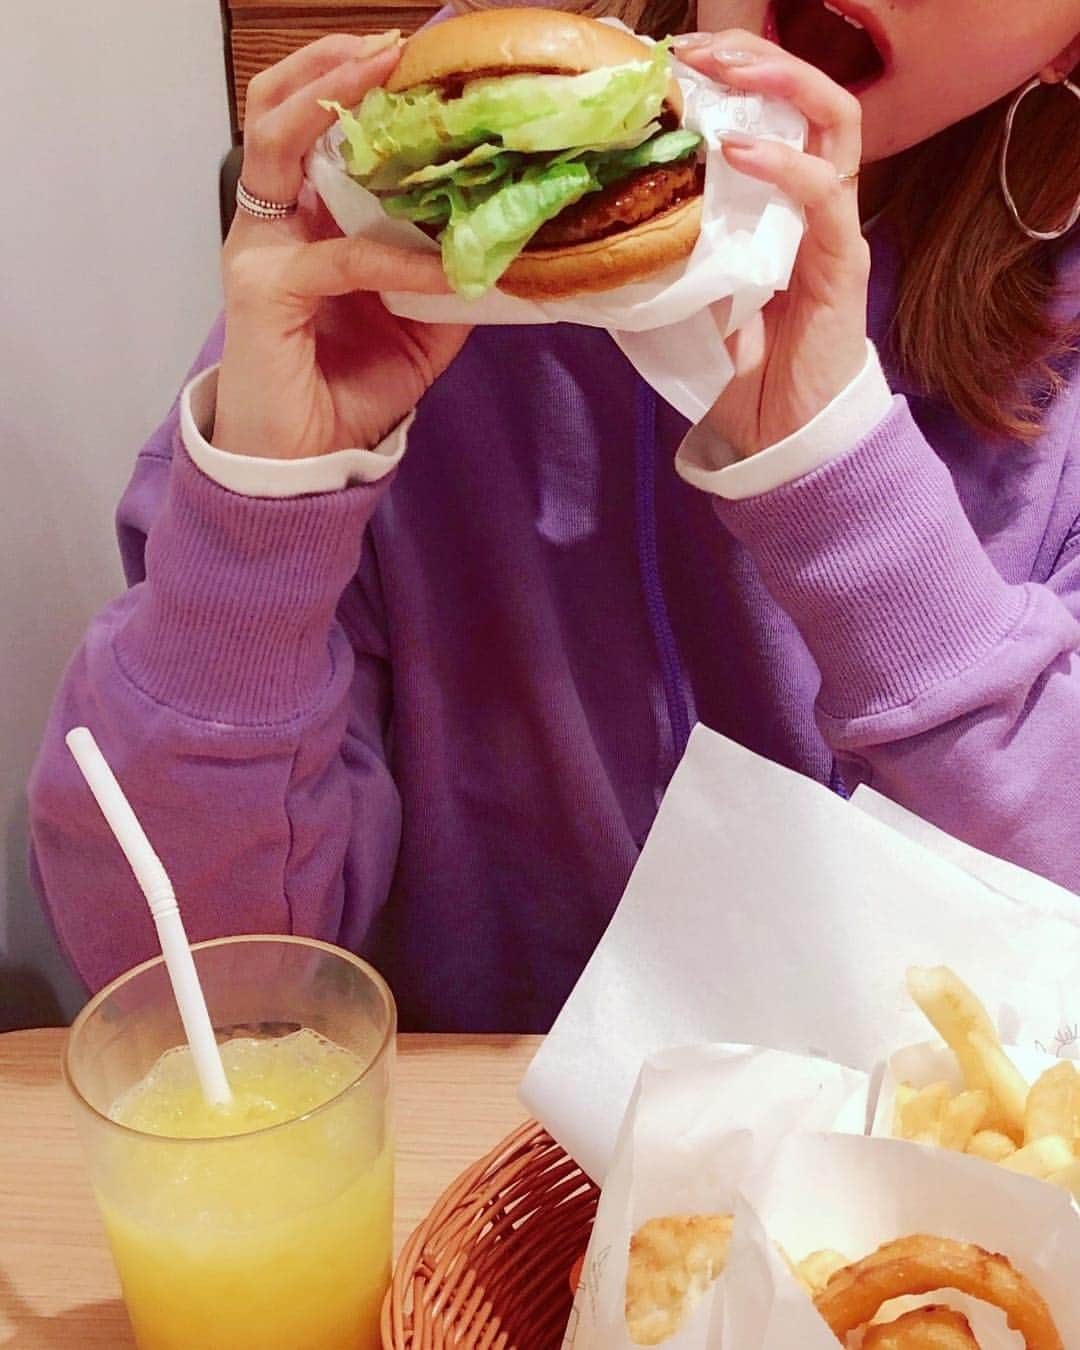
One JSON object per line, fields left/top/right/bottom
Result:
{"left": 862, "top": 1305, "right": 980, "bottom": 1348}
{"left": 813, "top": 1236, "right": 1062, "bottom": 1350}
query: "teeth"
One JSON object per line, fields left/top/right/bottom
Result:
{"left": 822, "top": 0, "right": 866, "bottom": 28}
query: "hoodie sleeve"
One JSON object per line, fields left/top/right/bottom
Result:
{"left": 708, "top": 391, "right": 1080, "bottom": 895}
{"left": 28, "top": 320, "right": 402, "bottom": 992}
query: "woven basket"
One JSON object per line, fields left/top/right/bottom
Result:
{"left": 383, "top": 1121, "right": 599, "bottom": 1350}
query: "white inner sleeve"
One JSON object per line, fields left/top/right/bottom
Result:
{"left": 675, "top": 340, "right": 893, "bottom": 500}
{"left": 180, "top": 365, "right": 411, "bottom": 499}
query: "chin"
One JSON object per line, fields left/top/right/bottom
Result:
{"left": 857, "top": 82, "right": 966, "bottom": 163}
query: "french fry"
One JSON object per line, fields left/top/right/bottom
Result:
{"left": 966, "top": 1031, "right": 1029, "bottom": 1139}
{"left": 892, "top": 1083, "right": 917, "bottom": 1139}
{"left": 897, "top": 1081, "right": 952, "bottom": 1146}
{"left": 998, "top": 1135, "right": 1074, "bottom": 1180}
{"left": 905, "top": 966, "right": 998, "bottom": 1094}
{"left": 796, "top": 1250, "right": 849, "bottom": 1298}
{"left": 967, "top": 1130, "right": 1018, "bottom": 1163}
{"left": 782, "top": 1249, "right": 814, "bottom": 1296}
{"left": 900, "top": 966, "right": 1080, "bottom": 1196}
{"left": 1025, "top": 1060, "right": 1080, "bottom": 1147}
{"left": 939, "top": 1089, "right": 989, "bottom": 1152}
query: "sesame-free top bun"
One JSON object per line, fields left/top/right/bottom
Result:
{"left": 387, "top": 8, "right": 682, "bottom": 116}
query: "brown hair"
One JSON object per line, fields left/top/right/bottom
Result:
{"left": 884, "top": 70, "right": 1080, "bottom": 443}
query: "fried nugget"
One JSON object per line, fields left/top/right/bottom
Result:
{"left": 862, "top": 1305, "right": 979, "bottom": 1348}
{"left": 625, "top": 1213, "right": 733, "bottom": 1346}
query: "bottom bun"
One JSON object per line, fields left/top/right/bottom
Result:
{"left": 497, "top": 195, "right": 702, "bottom": 301}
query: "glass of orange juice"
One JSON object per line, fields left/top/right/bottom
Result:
{"left": 63, "top": 935, "right": 395, "bottom": 1350}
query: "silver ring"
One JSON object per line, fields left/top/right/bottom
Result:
{"left": 236, "top": 181, "right": 299, "bottom": 221}
{"left": 836, "top": 169, "right": 860, "bottom": 184}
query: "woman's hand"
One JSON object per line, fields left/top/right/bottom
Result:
{"left": 677, "top": 32, "right": 871, "bottom": 459}
{"left": 214, "top": 34, "right": 471, "bottom": 460}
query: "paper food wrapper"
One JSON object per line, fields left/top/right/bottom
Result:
{"left": 305, "top": 36, "right": 807, "bottom": 422}
{"left": 565, "top": 1045, "right": 868, "bottom": 1350}
{"left": 520, "top": 724, "right": 1080, "bottom": 1183}
{"left": 723, "top": 1132, "right": 1080, "bottom": 1349}
{"left": 567, "top": 1077, "right": 1080, "bottom": 1350}
{"left": 853, "top": 783, "right": 1080, "bottom": 930}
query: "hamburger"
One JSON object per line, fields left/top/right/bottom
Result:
{"left": 325, "top": 9, "right": 704, "bottom": 300}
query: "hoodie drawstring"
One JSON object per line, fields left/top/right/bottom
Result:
{"left": 634, "top": 378, "right": 692, "bottom": 766}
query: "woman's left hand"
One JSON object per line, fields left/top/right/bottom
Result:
{"left": 677, "top": 31, "right": 871, "bottom": 459}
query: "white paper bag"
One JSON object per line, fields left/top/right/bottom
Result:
{"left": 852, "top": 784, "right": 1080, "bottom": 928}
{"left": 567, "top": 1044, "right": 868, "bottom": 1350}
{"left": 305, "top": 36, "right": 807, "bottom": 422}
{"left": 725, "top": 1132, "right": 1080, "bottom": 1349}
{"left": 520, "top": 725, "right": 1080, "bottom": 1183}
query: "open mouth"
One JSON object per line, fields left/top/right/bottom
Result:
{"left": 768, "top": 0, "right": 887, "bottom": 92}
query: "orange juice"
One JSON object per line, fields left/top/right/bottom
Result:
{"left": 99, "top": 1030, "right": 392, "bottom": 1350}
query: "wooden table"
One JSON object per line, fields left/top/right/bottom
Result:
{"left": 0, "top": 1028, "right": 540, "bottom": 1347}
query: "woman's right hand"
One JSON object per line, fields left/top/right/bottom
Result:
{"left": 213, "top": 33, "right": 471, "bottom": 460}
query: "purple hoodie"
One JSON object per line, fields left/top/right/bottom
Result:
{"left": 29, "top": 227, "right": 1080, "bottom": 1030}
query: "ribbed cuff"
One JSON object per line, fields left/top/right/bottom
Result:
{"left": 677, "top": 341, "right": 893, "bottom": 498}
{"left": 114, "top": 440, "right": 389, "bottom": 726}
{"left": 183, "top": 365, "right": 412, "bottom": 498}
{"left": 713, "top": 397, "right": 1029, "bottom": 722}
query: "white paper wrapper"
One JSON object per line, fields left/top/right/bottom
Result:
{"left": 305, "top": 35, "right": 807, "bottom": 422}
{"left": 520, "top": 725, "right": 1080, "bottom": 1183}
{"left": 568, "top": 1073, "right": 1080, "bottom": 1349}
{"left": 852, "top": 785, "right": 1080, "bottom": 930}
{"left": 565, "top": 1045, "right": 868, "bottom": 1350}
{"left": 725, "top": 1132, "right": 1080, "bottom": 1349}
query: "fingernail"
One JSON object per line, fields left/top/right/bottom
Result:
{"left": 710, "top": 49, "right": 759, "bottom": 66}
{"left": 671, "top": 32, "right": 715, "bottom": 49}
{"left": 360, "top": 29, "right": 402, "bottom": 56}
{"left": 721, "top": 131, "right": 758, "bottom": 148}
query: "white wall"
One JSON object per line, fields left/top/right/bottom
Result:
{"left": 1, "top": 0, "right": 231, "bottom": 1027}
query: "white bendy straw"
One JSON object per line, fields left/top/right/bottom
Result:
{"left": 65, "top": 726, "right": 231, "bottom": 1106}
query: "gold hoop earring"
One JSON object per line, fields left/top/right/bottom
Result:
{"left": 999, "top": 76, "right": 1080, "bottom": 241}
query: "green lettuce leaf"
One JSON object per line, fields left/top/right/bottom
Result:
{"left": 550, "top": 120, "right": 662, "bottom": 164}
{"left": 325, "top": 40, "right": 671, "bottom": 189}
{"left": 441, "top": 161, "right": 600, "bottom": 299}
{"left": 382, "top": 184, "right": 459, "bottom": 227}
{"left": 398, "top": 143, "right": 523, "bottom": 189}
{"left": 383, "top": 179, "right": 496, "bottom": 229}
{"left": 582, "top": 128, "right": 702, "bottom": 184}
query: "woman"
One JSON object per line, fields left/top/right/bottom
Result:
{"left": 29, "top": 0, "right": 1080, "bottom": 1029}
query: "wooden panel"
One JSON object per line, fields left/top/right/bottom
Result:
{"left": 232, "top": 1, "right": 441, "bottom": 25}
{"left": 230, "top": 0, "right": 428, "bottom": 11}
{"left": 231, "top": 13, "right": 437, "bottom": 127}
